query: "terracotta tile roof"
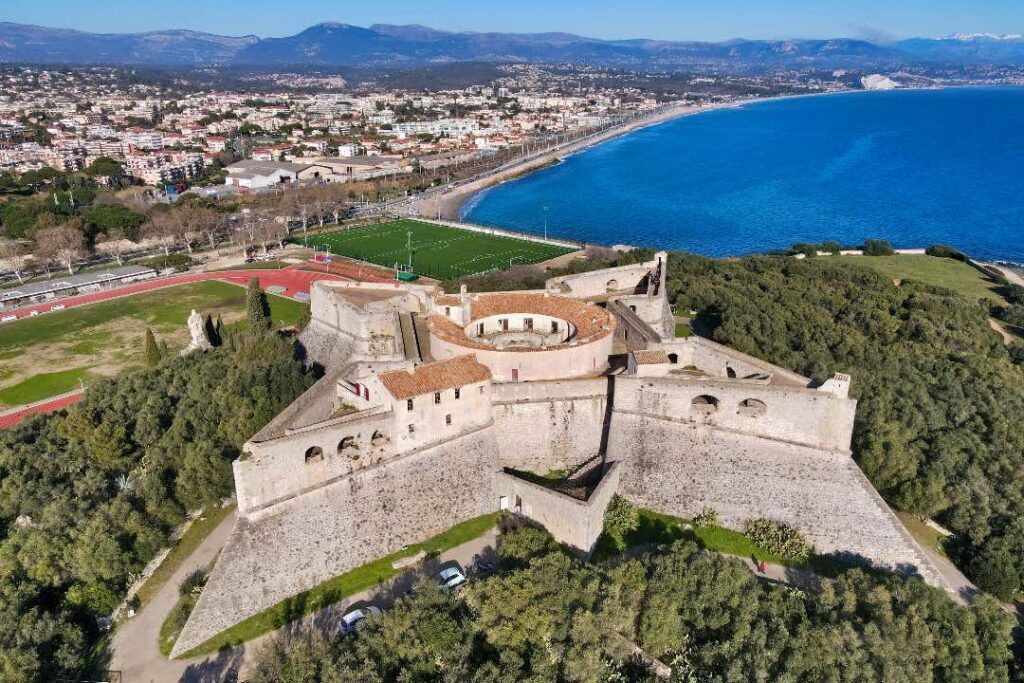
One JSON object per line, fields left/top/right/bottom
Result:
{"left": 426, "top": 292, "right": 615, "bottom": 353}
{"left": 633, "top": 349, "right": 670, "bottom": 365}
{"left": 379, "top": 355, "right": 491, "bottom": 400}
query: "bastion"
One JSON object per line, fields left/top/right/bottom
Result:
{"left": 170, "top": 250, "right": 956, "bottom": 657}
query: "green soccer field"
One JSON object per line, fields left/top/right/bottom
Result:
{"left": 295, "top": 220, "right": 574, "bottom": 280}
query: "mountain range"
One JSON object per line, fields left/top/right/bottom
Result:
{"left": 1, "top": 21, "right": 1022, "bottom": 69}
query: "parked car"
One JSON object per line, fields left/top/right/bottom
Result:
{"left": 438, "top": 566, "right": 467, "bottom": 590}
{"left": 28, "top": 310, "right": 40, "bottom": 316}
{"left": 51, "top": 304, "right": 66, "bottom": 311}
{"left": 339, "top": 605, "right": 380, "bottom": 634}
{"left": 1, "top": 314, "right": 17, "bottom": 323}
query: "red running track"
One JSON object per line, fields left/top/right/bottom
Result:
{"left": 1, "top": 260, "right": 396, "bottom": 428}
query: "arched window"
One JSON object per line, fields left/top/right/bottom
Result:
{"left": 691, "top": 395, "right": 719, "bottom": 414}
{"left": 606, "top": 279, "right": 619, "bottom": 292}
{"left": 338, "top": 436, "right": 359, "bottom": 457}
{"left": 371, "top": 430, "right": 386, "bottom": 447}
{"left": 738, "top": 398, "right": 767, "bottom": 417}
{"left": 667, "top": 353, "right": 679, "bottom": 364}
{"left": 304, "top": 446, "right": 324, "bottom": 464}
{"left": 726, "top": 366, "right": 737, "bottom": 378}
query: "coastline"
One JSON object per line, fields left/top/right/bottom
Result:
{"left": 413, "top": 99, "right": 750, "bottom": 221}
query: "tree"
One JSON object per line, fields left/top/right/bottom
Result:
{"left": 144, "top": 328, "right": 161, "bottom": 367}
{"left": 83, "top": 156, "right": 124, "bottom": 179}
{"left": 603, "top": 494, "right": 639, "bottom": 538}
{"left": 34, "top": 221, "right": 85, "bottom": 275}
{"left": 246, "top": 278, "right": 271, "bottom": 334}
{"left": 204, "top": 314, "right": 220, "bottom": 347}
{"left": 0, "top": 240, "right": 30, "bottom": 283}
{"left": 95, "top": 226, "right": 135, "bottom": 266}
{"left": 862, "top": 238, "right": 895, "bottom": 256}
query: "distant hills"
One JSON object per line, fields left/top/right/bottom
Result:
{"left": 0, "top": 21, "right": 1022, "bottom": 68}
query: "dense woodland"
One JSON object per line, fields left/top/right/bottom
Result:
{"left": 0, "top": 327, "right": 312, "bottom": 682}
{"left": 665, "top": 253, "right": 1024, "bottom": 601}
{"left": 248, "top": 524, "right": 1015, "bottom": 682}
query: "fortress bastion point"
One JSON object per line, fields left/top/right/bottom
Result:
{"left": 171, "top": 252, "right": 955, "bottom": 656}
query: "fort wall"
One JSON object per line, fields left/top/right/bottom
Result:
{"left": 491, "top": 378, "right": 607, "bottom": 473}
{"left": 171, "top": 425, "right": 500, "bottom": 658}
{"left": 614, "top": 375, "right": 855, "bottom": 452}
{"left": 607, "top": 412, "right": 946, "bottom": 587}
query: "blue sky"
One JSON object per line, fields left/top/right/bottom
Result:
{"left": 6, "top": 0, "right": 1023, "bottom": 41}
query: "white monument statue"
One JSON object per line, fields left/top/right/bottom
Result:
{"left": 181, "top": 309, "right": 213, "bottom": 355}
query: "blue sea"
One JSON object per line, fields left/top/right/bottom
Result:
{"left": 463, "top": 87, "right": 1024, "bottom": 263}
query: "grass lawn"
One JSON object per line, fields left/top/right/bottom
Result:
{"left": 0, "top": 280, "right": 308, "bottom": 408}
{"left": 674, "top": 322, "right": 693, "bottom": 338}
{"left": 175, "top": 512, "right": 502, "bottom": 658}
{"left": 841, "top": 255, "right": 1004, "bottom": 302}
{"left": 296, "top": 219, "right": 572, "bottom": 280}
{"left": 895, "top": 511, "right": 950, "bottom": 559}
{"left": 136, "top": 504, "right": 236, "bottom": 608}
{"left": 0, "top": 367, "right": 92, "bottom": 406}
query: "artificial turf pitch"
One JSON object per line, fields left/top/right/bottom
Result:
{"left": 295, "top": 220, "right": 574, "bottom": 280}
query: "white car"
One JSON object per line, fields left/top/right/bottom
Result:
{"left": 28, "top": 310, "right": 40, "bottom": 316}
{"left": 51, "top": 304, "right": 66, "bottom": 311}
{"left": 339, "top": 605, "right": 380, "bottom": 634}
{"left": 1, "top": 315, "right": 16, "bottom": 323}
{"left": 438, "top": 566, "right": 467, "bottom": 590}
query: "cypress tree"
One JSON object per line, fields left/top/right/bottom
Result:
{"left": 144, "top": 328, "right": 160, "bottom": 367}
{"left": 204, "top": 313, "right": 219, "bottom": 347}
{"left": 215, "top": 315, "right": 224, "bottom": 345}
{"left": 159, "top": 340, "right": 170, "bottom": 358}
{"left": 246, "top": 278, "right": 272, "bottom": 335}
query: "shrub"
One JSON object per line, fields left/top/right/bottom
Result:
{"left": 925, "top": 244, "right": 967, "bottom": 262}
{"left": 692, "top": 506, "right": 720, "bottom": 528}
{"left": 821, "top": 241, "right": 843, "bottom": 255}
{"left": 791, "top": 242, "right": 819, "bottom": 258}
{"left": 497, "top": 525, "right": 557, "bottom": 568}
{"left": 743, "top": 519, "right": 813, "bottom": 561}
{"left": 862, "top": 239, "right": 895, "bottom": 256}
{"left": 603, "top": 494, "right": 640, "bottom": 539}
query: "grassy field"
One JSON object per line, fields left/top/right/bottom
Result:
{"left": 895, "top": 512, "right": 950, "bottom": 559}
{"left": 297, "top": 219, "right": 573, "bottom": 280}
{"left": 176, "top": 512, "right": 502, "bottom": 657}
{"left": 841, "top": 255, "right": 1004, "bottom": 302}
{"left": 0, "top": 280, "right": 308, "bottom": 408}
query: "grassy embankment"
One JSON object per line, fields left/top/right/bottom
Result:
{"left": 0, "top": 280, "right": 307, "bottom": 408}
{"left": 842, "top": 254, "right": 1004, "bottom": 302}
{"left": 169, "top": 512, "right": 502, "bottom": 658}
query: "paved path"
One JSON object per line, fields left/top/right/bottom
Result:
{"left": 111, "top": 518, "right": 498, "bottom": 683}
{"left": 111, "top": 509, "right": 239, "bottom": 683}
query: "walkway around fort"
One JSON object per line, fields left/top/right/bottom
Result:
{"left": 111, "top": 517, "right": 499, "bottom": 683}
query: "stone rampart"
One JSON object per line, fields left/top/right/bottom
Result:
{"left": 491, "top": 378, "right": 607, "bottom": 473}
{"left": 614, "top": 375, "right": 856, "bottom": 452}
{"left": 608, "top": 412, "right": 947, "bottom": 589}
{"left": 497, "top": 461, "right": 620, "bottom": 554}
{"left": 172, "top": 425, "right": 500, "bottom": 657}
{"left": 660, "top": 336, "right": 812, "bottom": 386}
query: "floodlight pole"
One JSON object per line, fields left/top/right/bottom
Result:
{"left": 406, "top": 230, "right": 413, "bottom": 272}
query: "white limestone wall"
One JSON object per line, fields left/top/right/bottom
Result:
{"left": 430, "top": 332, "right": 613, "bottom": 381}
{"left": 173, "top": 425, "right": 501, "bottom": 657}
{"left": 608, "top": 413, "right": 946, "bottom": 588}
{"left": 546, "top": 261, "right": 654, "bottom": 297}
{"left": 660, "top": 337, "right": 812, "bottom": 386}
{"left": 388, "top": 379, "right": 492, "bottom": 452}
{"left": 614, "top": 376, "right": 855, "bottom": 452}
{"left": 497, "top": 462, "right": 620, "bottom": 554}
{"left": 491, "top": 378, "right": 607, "bottom": 473}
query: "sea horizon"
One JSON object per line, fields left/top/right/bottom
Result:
{"left": 463, "top": 85, "right": 1024, "bottom": 265}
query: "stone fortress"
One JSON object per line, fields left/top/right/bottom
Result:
{"left": 172, "top": 252, "right": 955, "bottom": 656}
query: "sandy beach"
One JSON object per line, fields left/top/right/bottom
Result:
{"left": 410, "top": 99, "right": 746, "bottom": 221}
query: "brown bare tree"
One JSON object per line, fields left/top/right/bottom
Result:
{"left": 35, "top": 221, "right": 86, "bottom": 276}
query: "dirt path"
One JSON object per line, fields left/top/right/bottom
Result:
{"left": 989, "top": 318, "right": 1015, "bottom": 345}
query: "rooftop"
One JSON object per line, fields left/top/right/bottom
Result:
{"left": 378, "top": 354, "right": 491, "bottom": 400}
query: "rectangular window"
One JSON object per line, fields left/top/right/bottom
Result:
{"left": 524, "top": 317, "right": 533, "bottom": 331}
{"left": 477, "top": 322, "right": 484, "bottom": 335}
{"left": 551, "top": 321, "right": 559, "bottom": 333}
{"left": 408, "top": 424, "right": 415, "bottom": 433}
{"left": 434, "top": 392, "right": 441, "bottom": 405}
{"left": 500, "top": 318, "right": 508, "bottom": 331}
{"left": 454, "top": 387, "right": 461, "bottom": 400}
{"left": 406, "top": 399, "right": 414, "bottom": 411}
{"left": 479, "top": 385, "right": 485, "bottom": 394}
{"left": 445, "top": 414, "right": 452, "bottom": 426}
{"left": 444, "top": 306, "right": 451, "bottom": 316}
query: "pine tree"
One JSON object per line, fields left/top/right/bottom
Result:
{"left": 215, "top": 315, "right": 224, "bottom": 345}
{"left": 144, "top": 328, "right": 161, "bottom": 367}
{"left": 246, "top": 278, "right": 272, "bottom": 335}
